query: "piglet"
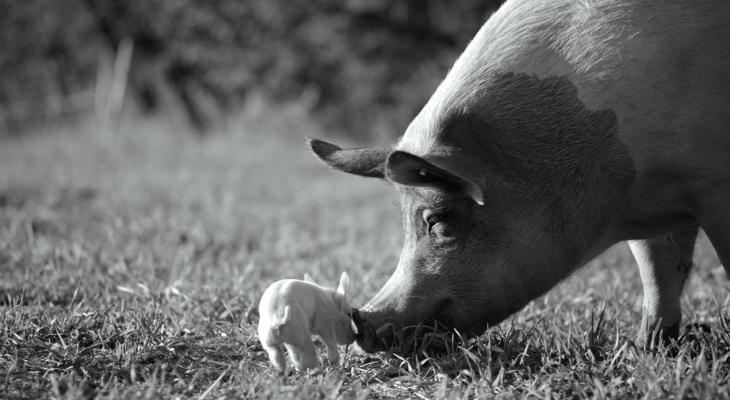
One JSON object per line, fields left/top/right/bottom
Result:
{"left": 257, "top": 272, "right": 356, "bottom": 373}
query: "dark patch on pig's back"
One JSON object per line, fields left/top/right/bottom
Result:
{"left": 440, "top": 72, "right": 636, "bottom": 245}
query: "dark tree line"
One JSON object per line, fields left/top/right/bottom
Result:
{"left": 0, "top": 0, "right": 502, "bottom": 136}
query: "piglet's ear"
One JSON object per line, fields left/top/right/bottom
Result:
{"left": 303, "top": 273, "right": 317, "bottom": 284}
{"left": 337, "top": 272, "right": 350, "bottom": 296}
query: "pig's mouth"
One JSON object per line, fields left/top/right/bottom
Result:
{"left": 352, "top": 298, "right": 464, "bottom": 354}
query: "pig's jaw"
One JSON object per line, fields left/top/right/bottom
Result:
{"left": 352, "top": 298, "right": 462, "bottom": 353}
{"left": 353, "top": 295, "right": 517, "bottom": 354}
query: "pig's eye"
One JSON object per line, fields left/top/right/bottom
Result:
{"left": 423, "top": 210, "right": 452, "bottom": 237}
{"left": 430, "top": 220, "right": 453, "bottom": 237}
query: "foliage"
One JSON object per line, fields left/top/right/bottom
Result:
{"left": 0, "top": 0, "right": 501, "bottom": 136}
{"left": 1, "top": 116, "right": 730, "bottom": 398}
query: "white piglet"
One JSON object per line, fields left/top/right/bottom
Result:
{"left": 257, "top": 272, "right": 356, "bottom": 373}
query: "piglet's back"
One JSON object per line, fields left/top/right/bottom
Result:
{"left": 259, "top": 280, "right": 332, "bottom": 327}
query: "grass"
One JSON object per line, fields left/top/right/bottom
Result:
{"left": 1, "top": 115, "right": 730, "bottom": 399}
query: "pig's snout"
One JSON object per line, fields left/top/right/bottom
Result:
{"left": 352, "top": 298, "right": 463, "bottom": 353}
{"left": 352, "top": 309, "right": 396, "bottom": 352}
{"left": 352, "top": 267, "right": 461, "bottom": 353}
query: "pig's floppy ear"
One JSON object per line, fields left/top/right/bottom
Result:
{"left": 336, "top": 272, "right": 350, "bottom": 296}
{"left": 308, "top": 138, "right": 389, "bottom": 178}
{"left": 303, "top": 273, "right": 317, "bottom": 284}
{"left": 385, "top": 150, "right": 484, "bottom": 205}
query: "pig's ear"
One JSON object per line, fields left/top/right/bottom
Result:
{"left": 336, "top": 272, "right": 350, "bottom": 296}
{"left": 308, "top": 138, "right": 389, "bottom": 178}
{"left": 303, "top": 273, "right": 317, "bottom": 284}
{"left": 385, "top": 151, "right": 484, "bottom": 205}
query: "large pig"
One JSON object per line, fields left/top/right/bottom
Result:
{"left": 309, "top": 0, "right": 730, "bottom": 351}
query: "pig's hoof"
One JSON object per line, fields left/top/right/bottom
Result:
{"left": 678, "top": 323, "right": 712, "bottom": 348}
{"left": 638, "top": 322, "right": 680, "bottom": 351}
{"left": 639, "top": 322, "right": 713, "bottom": 356}
{"left": 306, "top": 366, "right": 324, "bottom": 376}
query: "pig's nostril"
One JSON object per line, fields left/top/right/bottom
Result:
{"left": 351, "top": 309, "right": 364, "bottom": 334}
{"left": 352, "top": 308, "right": 395, "bottom": 352}
{"left": 352, "top": 309, "right": 374, "bottom": 340}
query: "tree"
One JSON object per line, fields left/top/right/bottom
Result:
{"left": 0, "top": 0, "right": 502, "bottom": 136}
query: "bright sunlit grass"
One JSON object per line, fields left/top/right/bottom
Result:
{"left": 1, "top": 116, "right": 729, "bottom": 398}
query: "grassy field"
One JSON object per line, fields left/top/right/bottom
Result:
{"left": 1, "top": 116, "right": 730, "bottom": 399}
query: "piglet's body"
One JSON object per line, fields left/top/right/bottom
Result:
{"left": 258, "top": 273, "right": 355, "bottom": 372}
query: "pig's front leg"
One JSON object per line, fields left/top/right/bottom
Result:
{"left": 629, "top": 228, "right": 697, "bottom": 348}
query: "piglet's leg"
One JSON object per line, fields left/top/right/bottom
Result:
{"left": 264, "top": 345, "right": 287, "bottom": 374}
{"left": 286, "top": 342, "right": 318, "bottom": 372}
{"left": 325, "top": 342, "right": 340, "bottom": 366}
{"left": 319, "top": 329, "right": 340, "bottom": 366}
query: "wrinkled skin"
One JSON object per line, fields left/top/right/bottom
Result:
{"left": 310, "top": 0, "right": 730, "bottom": 353}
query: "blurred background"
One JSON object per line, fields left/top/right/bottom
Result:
{"left": 0, "top": 0, "right": 503, "bottom": 139}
